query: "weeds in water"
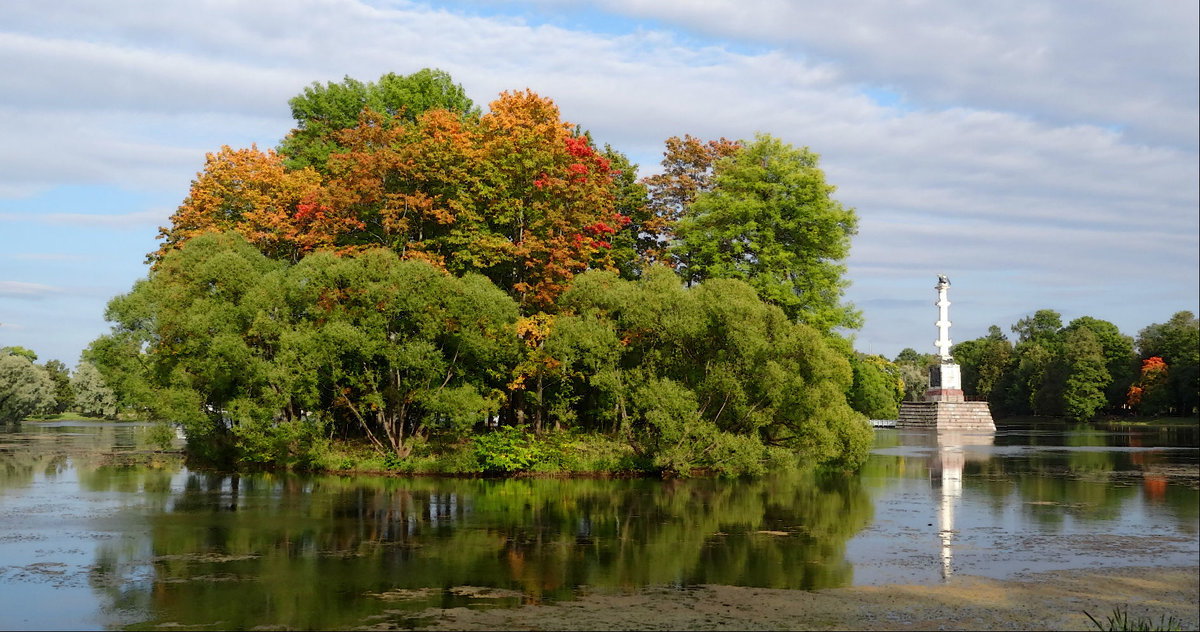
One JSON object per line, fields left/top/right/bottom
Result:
{"left": 1084, "top": 606, "right": 1183, "bottom": 632}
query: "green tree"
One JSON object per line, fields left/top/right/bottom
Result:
{"left": 1000, "top": 310, "right": 1063, "bottom": 416}
{"left": 847, "top": 354, "right": 902, "bottom": 419}
{"left": 550, "top": 267, "right": 872, "bottom": 473}
{"left": 1, "top": 346, "right": 37, "bottom": 362}
{"left": 279, "top": 249, "right": 520, "bottom": 457}
{"left": 641, "top": 134, "right": 741, "bottom": 268}
{"left": 1011, "top": 309, "right": 1062, "bottom": 346}
{"left": 98, "top": 231, "right": 521, "bottom": 464}
{"left": 72, "top": 362, "right": 118, "bottom": 419}
{"left": 1059, "top": 327, "right": 1110, "bottom": 421}
{"left": 0, "top": 354, "right": 56, "bottom": 423}
{"left": 672, "top": 134, "right": 860, "bottom": 334}
{"left": 953, "top": 328, "right": 1012, "bottom": 402}
{"left": 1062, "top": 316, "right": 1135, "bottom": 412}
{"left": 1136, "top": 311, "right": 1199, "bottom": 415}
{"left": 41, "top": 359, "right": 74, "bottom": 414}
{"left": 893, "top": 348, "right": 933, "bottom": 402}
{"left": 278, "top": 68, "right": 479, "bottom": 171}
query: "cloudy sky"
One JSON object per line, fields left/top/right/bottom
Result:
{"left": 1, "top": 0, "right": 1197, "bottom": 366}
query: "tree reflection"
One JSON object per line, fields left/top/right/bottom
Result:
{"left": 85, "top": 470, "right": 872, "bottom": 628}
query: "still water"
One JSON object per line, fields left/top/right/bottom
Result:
{"left": 1, "top": 421, "right": 1196, "bottom": 630}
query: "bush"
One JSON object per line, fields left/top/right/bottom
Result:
{"left": 473, "top": 426, "right": 542, "bottom": 473}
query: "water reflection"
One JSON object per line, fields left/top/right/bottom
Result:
{"left": 926, "top": 432, "right": 995, "bottom": 580}
{"left": 2, "top": 420, "right": 1197, "bottom": 630}
{"left": 850, "top": 422, "right": 1199, "bottom": 586}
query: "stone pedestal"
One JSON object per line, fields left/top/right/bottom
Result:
{"left": 897, "top": 400, "right": 996, "bottom": 431}
{"left": 897, "top": 361, "right": 995, "bottom": 430}
{"left": 926, "top": 363, "right": 964, "bottom": 402}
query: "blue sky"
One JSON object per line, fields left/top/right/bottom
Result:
{"left": 1, "top": 0, "right": 1197, "bottom": 365}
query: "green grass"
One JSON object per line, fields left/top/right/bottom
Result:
{"left": 312, "top": 431, "right": 648, "bottom": 477}
{"left": 1084, "top": 606, "right": 1184, "bottom": 632}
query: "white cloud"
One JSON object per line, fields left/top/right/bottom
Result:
{"left": 0, "top": 209, "right": 169, "bottom": 229}
{"left": 0, "top": 281, "right": 61, "bottom": 298}
{"left": 567, "top": 0, "right": 1199, "bottom": 149}
{"left": 0, "top": 0, "right": 1195, "bottom": 362}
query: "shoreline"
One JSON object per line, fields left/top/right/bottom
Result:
{"left": 380, "top": 565, "right": 1200, "bottom": 631}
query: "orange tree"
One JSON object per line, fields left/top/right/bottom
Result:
{"left": 151, "top": 145, "right": 346, "bottom": 264}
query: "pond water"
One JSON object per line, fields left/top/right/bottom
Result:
{"left": 1, "top": 420, "right": 1196, "bottom": 630}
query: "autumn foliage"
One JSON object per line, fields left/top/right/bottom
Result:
{"left": 1127, "top": 356, "right": 1169, "bottom": 411}
{"left": 156, "top": 90, "right": 627, "bottom": 310}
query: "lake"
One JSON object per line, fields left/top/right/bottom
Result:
{"left": 1, "top": 420, "right": 1196, "bottom": 630}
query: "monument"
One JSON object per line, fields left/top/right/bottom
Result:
{"left": 896, "top": 275, "right": 996, "bottom": 431}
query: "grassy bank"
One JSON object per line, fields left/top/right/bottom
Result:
{"left": 996, "top": 414, "right": 1199, "bottom": 427}
{"left": 310, "top": 430, "right": 654, "bottom": 477}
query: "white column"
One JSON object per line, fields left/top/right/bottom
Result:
{"left": 934, "top": 280, "right": 952, "bottom": 361}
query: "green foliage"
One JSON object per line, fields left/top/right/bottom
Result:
{"left": 951, "top": 310, "right": 1189, "bottom": 421}
{"left": 94, "top": 232, "right": 519, "bottom": 467}
{"left": 1060, "top": 327, "right": 1111, "bottom": 421}
{"left": 146, "top": 422, "right": 178, "bottom": 452}
{"left": 672, "top": 134, "right": 860, "bottom": 334}
{"left": 1065, "top": 316, "right": 1136, "bottom": 410}
{"left": 1136, "top": 311, "right": 1199, "bottom": 415}
{"left": 85, "top": 74, "right": 878, "bottom": 475}
{"left": 1012, "top": 309, "right": 1063, "bottom": 346}
{"left": 953, "top": 332, "right": 1013, "bottom": 402}
{"left": 1085, "top": 606, "right": 1184, "bottom": 632}
{"left": 40, "top": 359, "right": 74, "bottom": 414}
{"left": 0, "top": 354, "right": 56, "bottom": 423}
{"left": 1, "top": 346, "right": 37, "bottom": 362}
{"left": 474, "top": 425, "right": 541, "bottom": 473}
{"left": 71, "top": 362, "right": 118, "bottom": 419}
{"left": 894, "top": 347, "right": 932, "bottom": 402}
{"left": 551, "top": 267, "right": 872, "bottom": 474}
{"left": 847, "top": 354, "right": 902, "bottom": 419}
{"left": 278, "top": 68, "right": 478, "bottom": 171}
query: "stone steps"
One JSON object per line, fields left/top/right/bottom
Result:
{"left": 897, "top": 401, "right": 996, "bottom": 431}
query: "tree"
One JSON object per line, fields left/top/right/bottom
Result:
{"left": 278, "top": 68, "right": 479, "bottom": 172}
{"left": 953, "top": 326, "right": 1013, "bottom": 403}
{"left": 1059, "top": 327, "right": 1110, "bottom": 421}
{"left": 279, "top": 249, "right": 519, "bottom": 457}
{"left": 41, "top": 359, "right": 74, "bottom": 414}
{"left": 893, "top": 348, "right": 933, "bottom": 402}
{"left": 641, "top": 135, "right": 740, "bottom": 267}
{"left": 71, "top": 362, "right": 117, "bottom": 419}
{"left": 0, "top": 354, "right": 56, "bottom": 423}
{"left": 1128, "top": 356, "right": 1171, "bottom": 415}
{"left": 672, "top": 134, "right": 861, "bottom": 333}
{"left": 151, "top": 145, "right": 329, "bottom": 263}
{"left": 102, "top": 231, "right": 521, "bottom": 463}
{"left": 305, "top": 89, "right": 630, "bottom": 311}
{"left": 1062, "top": 316, "right": 1135, "bottom": 412}
{"left": 1011, "top": 309, "right": 1063, "bottom": 346}
{"left": 1136, "top": 311, "right": 1199, "bottom": 415}
{"left": 550, "top": 267, "right": 872, "bottom": 473}
{"left": 601, "top": 145, "right": 654, "bottom": 279}
{"left": 847, "top": 354, "right": 903, "bottom": 419}
{"left": 1, "top": 346, "right": 37, "bottom": 362}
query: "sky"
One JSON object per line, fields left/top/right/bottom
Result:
{"left": 1, "top": 0, "right": 1197, "bottom": 366}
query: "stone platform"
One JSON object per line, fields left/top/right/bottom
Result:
{"left": 897, "top": 400, "right": 996, "bottom": 431}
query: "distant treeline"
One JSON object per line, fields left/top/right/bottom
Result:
{"left": 892, "top": 310, "right": 1199, "bottom": 420}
